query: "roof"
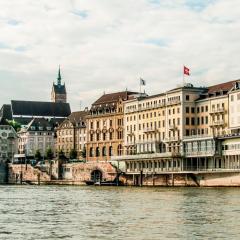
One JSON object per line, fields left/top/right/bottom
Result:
{"left": 53, "top": 83, "right": 66, "bottom": 94}
{"left": 25, "top": 118, "right": 54, "bottom": 132}
{"left": 11, "top": 100, "right": 71, "bottom": 117}
{"left": 207, "top": 80, "right": 237, "bottom": 94}
{"left": 68, "top": 111, "right": 89, "bottom": 124}
{"left": 0, "top": 104, "right": 12, "bottom": 125}
{"left": 93, "top": 91, "right": 139, "bottom": 106}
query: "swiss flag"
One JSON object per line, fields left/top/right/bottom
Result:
{"left": 184, "top": 66, "right": 190, "bottom": 76}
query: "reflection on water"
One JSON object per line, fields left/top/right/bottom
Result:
{"left": 0, "top": 186, "right": 240, "bottom": 240}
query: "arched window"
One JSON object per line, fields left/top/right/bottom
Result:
{"left": 109, "top": 146, "right": 113, "bottom": 156}
{"left": 89, "top": 147, "right": 94, "bottom": 157}
{"left": 102, "top": 146, "right": 106, "bottom": 156}
{"left": 117, "top": 144, "right": 122, "bottom": 156}
{"left": 96, "top": 147, "right": 100, "bottom": 157}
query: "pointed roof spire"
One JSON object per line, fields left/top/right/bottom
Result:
{"left": 57, "top": 65, "right": 62, "bottom": 85}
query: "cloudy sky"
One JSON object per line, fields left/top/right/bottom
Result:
{"left": 0, "top": 0, "right": 240, "bottom": 111}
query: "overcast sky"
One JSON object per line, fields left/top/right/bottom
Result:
{"left": 0, "top": 0, "right": 240, "bottom": 111}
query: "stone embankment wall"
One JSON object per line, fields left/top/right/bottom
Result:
{"left": 121, "top": 172, "right": 240, "bottom": 187}
{"left": 8, "top": 164, "right": 50, "bottom": 184}
{"left": 62, "top": 161, "right": 117, "bottom": 182}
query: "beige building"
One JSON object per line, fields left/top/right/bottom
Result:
{"left": 112, "top": 80, "right": 240, "bottom": 184}
{"left": 86, "top": 91, "right": 139, "bottom": 162}
{"left": 56, "top": 110, "right": 88, "bottom": 159}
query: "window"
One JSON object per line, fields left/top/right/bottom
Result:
{"left": 89, "top": 147, "right": 94, "bottom": 157}
{"left": 191, "top": 118, "right": 195, "bottom": 125}
{"left": 102, "top": 146, "right": 106, "bottom": 156}
{"left": 186, "top": 117, "right": 190, "bottom": 125}
{"left": 186, "top": 107, "right": 189, "bottom": 113}
{"left": 191, "top": 107, "right": 195, "bottom": 113}
{"left": 201, "top": 106, "right": 204, "bottom": 112}
{"left": 109, "top": 146, "right": 113, "bottom": 156}
{"left": 96, "top": 147, "right": 100, "bottom": 157}
{"left": 186, "top": 95, "right": 190, "bottom": 101}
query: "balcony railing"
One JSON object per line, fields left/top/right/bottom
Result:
{"left": 169, "top": 124, "right": 177, "bottom": 130}
{"left": 167, "top": 100, "right": 181, "bottom": 106}
{"left": 210, "top": 120, "right": 224, "bottom": 127}
{"left": 210, "top": 108, "right": 225, "bottom": 114}
{"left": 163, "top": 137, "right": 180, "bottom": 142}
{"left": 111, "top": 152, "right": 182, "bottom": 161}
{"left": 125, "top": 103, "right": 166, "bottom": 113}
{"left": 143, "top": 127, "right": 158, "bottom": 133}
{"left": 183, "top": 134, "right": 214, "bottom": 140}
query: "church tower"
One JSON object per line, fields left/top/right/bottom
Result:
{"left": 51, "top": 66, "right": 67, "bottom": 103}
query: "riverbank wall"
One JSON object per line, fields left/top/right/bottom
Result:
{"left": 121, "top": 171, "right": 240, "bottom": 187}
{"left": 8, "top": 161, "right": 117, "bottom": 185}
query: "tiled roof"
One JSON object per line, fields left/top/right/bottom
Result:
{"left": 67, "top": 111, "right": 89, "bottom": 124}
{"left": 11, "top": 100, "right": 71, "bottom": 117}
{"left": 93, "top": 91, "right": 139, "bottom": 106}
{"left": 207, "top": 80, "right": 237, "bottom": 94}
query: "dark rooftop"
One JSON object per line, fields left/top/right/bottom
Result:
{"left": 11, "top": 100, "right": 71, "bottom": 118}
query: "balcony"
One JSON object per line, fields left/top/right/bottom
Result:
{"left": 167, "top": 100, "right": 181, "bottom": 106}
{"left": 125, "top": 103, "right": 166, "bottom": 114}
{"left": 169, "top": 124, "right": 177, "bottom": 130}
{"left": 210, "top": 108, "right": 225, "bottom": 114}
{"left": 127, "top": 131, "right": 135, "bottom": 136}
{"left": 163, "top": 137, "right": 180, "bottom": 142}
{"left": 111, "top": 152, "right": 182, "bottom": 161}
{"left": 184, "top": 150, "right": 216, "bottom": 157}
{"left": 210, "top": 120, "right": 225, "bottom": 127}
{"left": 183, "top": 134, "right": 214, "bottom": 141}
{"left": 143, "top": 127, "right": 158, "bottom": 133}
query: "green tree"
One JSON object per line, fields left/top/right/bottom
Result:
{"left": 7, "top": 120, "right": 21, "bottom": 132}
{"left": 46, "top": 147, "right": 54, "bottom": 160}
{"left": 70, "top": 149, "right": 77, "bottom": 159}
{"left": 35, "top": 149, "right": 42, "bottom": 161}
{"left": 58, "top": 149, "right": 65, "bottom": 160}
{"left": 80, "top": 146, "right": 86, "bottom": 159}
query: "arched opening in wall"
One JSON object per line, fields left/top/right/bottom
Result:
{"left": 96, "top": 147, "right": 100, "bottom": 157}
{"left": 102, "top": 146, "right": 106, "bottom": 156}
{"left": 89, "top": 147, "right": 94, "bottom": 157}
{"left": 117, "top": 144, "right": 122, "bottom": 156}
{"left": 109, "top": 146, "right": 113, "bottom": 156}
{"left": 91, "top": 170, "right": 102, "bottom": 183}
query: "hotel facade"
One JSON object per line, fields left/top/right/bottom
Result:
{"left": 111, "top": 80, "right": 240, "bottom": 185}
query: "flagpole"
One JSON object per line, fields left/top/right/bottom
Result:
{"left": 139, "top": 78, "right": 142, "bottom": 95}
{"left": 183, "top": 65, "right": 185, "bottom": 86}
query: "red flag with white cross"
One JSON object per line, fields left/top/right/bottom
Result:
{"left": 184, "top": 66, "right": 190, "bottom": 76}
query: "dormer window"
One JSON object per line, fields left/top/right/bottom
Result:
{"left": 31, "top": 126, "right": 36, "bottom": 130}
{"left": 39, "top": 126, "right": 43, "bottom": 131}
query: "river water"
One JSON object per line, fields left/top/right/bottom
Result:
{"left": 0, "top": 186, "right": 240, "bottom": 240}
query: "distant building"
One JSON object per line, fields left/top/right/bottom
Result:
{"left": 56, "top": 110, "right": 88, "bottom": 159}
{"left": 86, "top": 91, "right": 140, "bottom": 162}
{"left": 51, "top": 67, "right": 67, "bottom": 103}
{"left": 18, "top": 118, "right": 56, "bottom": 157}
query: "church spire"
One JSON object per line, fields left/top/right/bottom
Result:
{"left": 57, "top": 65, "right": 62, "bottom": 85}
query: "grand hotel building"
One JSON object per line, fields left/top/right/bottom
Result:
{"left": 111, "top": 80, "right": 240, "bottom": 184}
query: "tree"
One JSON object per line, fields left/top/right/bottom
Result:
{"left": 35, "top": 149, "right": 42, "bottom": 161}
{"left": 46, "top": 147, "right": 54, "bottom": 160}
{"left": 7, "top": 120, "right": 21, "bottom": 132}
{"left": 80, "top": 146, "right": 86, "bottom": 159}
{"left": 70, "top": 149, "right": 77, "bottom": 159}
{"left": 58, "top": 149, "right": 65, "bottom": 160}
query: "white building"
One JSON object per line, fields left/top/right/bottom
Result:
{"left": 18, "top": 118, "right": 55, "bottom": 157}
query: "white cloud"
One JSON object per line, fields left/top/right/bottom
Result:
{"left": 0, "top": 0, "right": 240, "bottom": 111}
